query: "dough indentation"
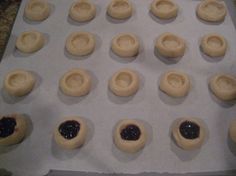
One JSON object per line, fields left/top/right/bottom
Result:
{"left": 117, "top": 35, "right": 135, "bottom": 49}
{"left": 156, "top": 1, "right": 173, "bottom": 11}
{"left": 9, "top": 74, "right": 27, "bottom": 87}
{"left": 163, "top": 36, "right": 179, "bottom": 49}
{"left": 216, "top": 76, "right": 236, "bottom": 90}
{"left": 31, "top": 2, "right": 45, "bottom": 11}
{"left": 116, "top": 72, "right": 132, "bottom": 88}
{"left": 72, "top": 35, "right": 89, "bottom": 48}
{"left": 167, "top": 74, "right": 185, "bottom": 88}
{"left": 66, "top": 74, "right": 84, "bottom": 88}
{"left": 207, "top": 37, "right": 222, "bottom": 49}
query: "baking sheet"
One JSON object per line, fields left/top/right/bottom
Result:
{"left": 0, "top": 0, "right": 236, "bottom": 176}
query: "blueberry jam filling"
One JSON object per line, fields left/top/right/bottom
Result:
{"left": 59, "top": 120, "right": 80, "bottom": 140}
{"left": 179, "top": 121, "right": 200, "bottom": 139}
{"left": 0, "top": 117, "right": 17, "bottom": 138}
{"left": 120, "top": 124, "right": 141, "bottom": 141}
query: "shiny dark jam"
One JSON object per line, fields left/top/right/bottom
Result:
{"left": 120, "top": 124, "right": 141, "bottom": 141}
{"left": 179, "top": 121, "right": 200, "bottom": 139}
{"left": 59, "top": 120, "right": 80, "bottom": 139}
{"left": 0, "top": 117, "right": 17, "bottom": 138}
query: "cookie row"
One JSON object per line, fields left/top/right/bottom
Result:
{"left": 24, "top": 0, "right": 227, "bottom": 23}
{"left": 1, "top": 114, "right": 236, "bottom": 153}
{"left": 3, "top": 68, "right": 236, "bottom": 101}
{"left": 16, "top": 31, "right": 228, "bottom": 58}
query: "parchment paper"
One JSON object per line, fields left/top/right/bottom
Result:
{"left": 0, "top": 0, "right": 236, "bottom": 176}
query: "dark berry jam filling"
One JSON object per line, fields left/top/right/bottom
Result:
{"left": 59, "top": 120, "right": 80, "bottom": 139}
{"left": 0, "top": 117, "right": 17, "bottom": 138}
{"left": 120, "top": 124, "right": 141, "bottom": 141}
{"left": 179, "top": 121, "right": 200, "bottom": 139}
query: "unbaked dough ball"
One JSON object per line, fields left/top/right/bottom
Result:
{"left": 16, "top": 30, "right": 45, "bottom": 53}
{"left": 54, "top": 116, "right": 88, "bottom": 149}
{"left": 156, "top": 32, "right": 185, "bottom": 58}
{"left": 159, "top": 70, "right": 190, "bottom": 97}
{"left": 209, "top": 74, "right": 236, "bottom": 101}
{"left": 111, "top": 33, "right": 139, "bottom": 57}
{"left": 201, "top": 33, "right": 227, "bottom": 57}
{"left": 0, "top": 114, "right": 27, "bottom": 146}
{"left": 59, "top": 68, "right": 92, "bottom": 97}
{"left": 107, "top": 0, "right": 133, "bottom": 20}
{"left": 197, "top": 0, "right": 227, "bottom": 22}
{"left": 109, "top": 68, "right": 139, "bottom": 97}
{"left": 69, "top": 0, "right": 96, "bottom": 22}
{"left": 24, "top": 0, "right": 50, "bottom": 21}
{"left": 172, "top": 117, "right": 206, "bottom": 150}
{"left": 229, "top": 120, "right": 236, "bottom": 143}
{"left": 4, "top": 69, "right": 36, "bottom": 97}
{"left": 65, "top": 32, "right": 95, "bottom": 56}
{"left": 150, "top": 0, "right": 178, "bottom": 19}
{"left": 114, "top": 119, "right": 147, "bottom": 153}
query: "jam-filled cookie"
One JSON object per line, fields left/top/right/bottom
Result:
{"left": 113, "top": 119, "right": 147, "bottom": 153}
{"left": 172, "top": 117, "right": 206, "bottom": 150}
{"left": 54, "top": 116, "right": 88, "bottom": 149}
{"left": 0, "top": 114, "right": 27, "bottom": 146}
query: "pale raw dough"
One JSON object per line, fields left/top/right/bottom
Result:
{"left": 109, "top": 68, "right": 139, "bottom": 97}
{"left": 156, "top": 32, "right": 185, "bottom": 58}
{"left": 197, "top": 0, "right": 227, "bottom": 22}
{"left": 229, "top": 120, "right": 236, "bottom": 143}
{"left": 59, "top": 68, "right": 92, "bottom": 97}
{"left": 65, "top": 32, "right": 95, "bottom": 56}
{"left": 69, "top": 0, "right": 96, "bottom": 22}
{"left": 201, "top": 33, "right": 227, "bottom": 57}
{"left": 0, "top": 114, "right": 27, "bottom": 146}
{"left": 150, "top": 0, "right": 178, "bottom": 19}
{"left": 4, "top": 69, "right": 36, "bottom": 97}
{"left": 114, "top": 119, "right": 147, "bottom": 153}
{"left": 172, "top": 117, "right": 206, "bottom": 150}
{"left": 107, "top": 0, "right": 132, "bottom": 20}
{"left": 54, "top": 116, "right": 88, "bottom": 149}
{"left": 111, "top": 33, "right": 139, "bottom": 57}
{"left": 159, "top": 70, "right": 190, "bottom": 97}
{"left": 24, "top": 0, "right": 50, "bottom": 21}
{"left": 209, "top": 74, "right": 236, "bottom": 101}
{"left": 16, "top": 30, "right": 45, "bottom": 53}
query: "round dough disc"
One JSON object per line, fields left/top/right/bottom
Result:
{"left": 109, "top": 68, "right": 140, "bottom": 97}
{"left": 114, "top": 119, "right": 147, "bottom": 153}
{"left": 159, "top": 70, "right": 190, "bottom": 97}
{"left": 24, "top": 0, "right": 50, "bottom": 21}
{"left": 111, "top": 33, "right": 139, "bottom": 57}
{"left": 172, "top": 117, "right": 206, "bottom": 150}
{"left": 201, "top": 33, "right": 227, "bottom": 57}
{"left": 197, "top": 0, "right": 227, "bottom": 22}
{"left": 65, "top": 32, "right": 95, "bottom": 56}
{"left": 4, "top": 69, "right": 36, "bottom": 97}
{"left": 59, "top": 68, "right": 92, "bottom": 97}
{"left": 156, "top": 32, "right": 185, "bottom": 58}
{"left": 16, "top": 30, "right": 45, "bottom": 53}
{"left": 0, "top": 114, "right": 27, "bottom": 146}
{"left": 150, "top": 0, "right": 178, "bottom": 19}
{"left": 54, "top": 116, "right": 88, "bottom": 149}
{"left": 107, "top": 0, "right": 133, "bottom": 20}
{"left": 209, "top": 74, "right": 236, "bottom": 101}
{"left": 69, "top": 0, "right": 96, "bottom": 22}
